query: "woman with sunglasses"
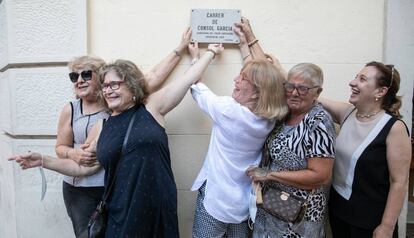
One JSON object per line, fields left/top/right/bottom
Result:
{"left": 319, "top": 63, "right": 410, "bottom": 238}
{"left": 52, "top": 29, "right": 191, "bottom": 238}
{"left": 238, "top": 18, "right": 336, "bottom": 237}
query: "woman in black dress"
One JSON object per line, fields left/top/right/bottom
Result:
{"left": 9, "top": 41, "right": 225, "bottom": 237}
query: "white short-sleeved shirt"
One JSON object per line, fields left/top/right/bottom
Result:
{"left": 190, "top": 83, "right": 274, "bottom": 223}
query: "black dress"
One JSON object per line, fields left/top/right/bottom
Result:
{"left": 97, "top": 105, "right": 179, "bottom": 238}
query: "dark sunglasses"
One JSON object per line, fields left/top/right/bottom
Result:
{"left": 69, "top": 70, "right": 93, "bottom": 83}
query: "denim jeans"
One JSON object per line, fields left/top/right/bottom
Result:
{"left": 62, "top": 181, "right": 105, "bottom": 238}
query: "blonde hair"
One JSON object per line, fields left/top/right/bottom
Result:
{"left": 68, "top": 55, "right": 105, "bottom": 72}
{"left": 68, "top": 55, "right": 106, "bottom": 103}
{"left": 242, "top": 60, "right": 288, "bottom": 120}
{"left": 99, "top": 59, "right": 149, "bottom": 105}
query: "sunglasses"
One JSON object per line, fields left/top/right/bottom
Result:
{"left": 69, "top": 70, "right": 93, "bottom": 83}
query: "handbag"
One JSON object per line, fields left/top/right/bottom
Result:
{"left": 260, "top": 186, "right": 307, "bottom": 223}
{"left": 80, "top": 112, "right": 137, "bottom": 238}
{"left": 258, "top": 121, "right": 311, "bottom": 224}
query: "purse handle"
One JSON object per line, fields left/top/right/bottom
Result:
{"left": 98, "top": 110, "right": 137, "bottom": 209}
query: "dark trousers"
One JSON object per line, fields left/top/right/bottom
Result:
{"left": 329, "top": 211, "right": 398, "bottom": 238}
{"left": 62, "top": 181, "right": 105, "bottom": 238}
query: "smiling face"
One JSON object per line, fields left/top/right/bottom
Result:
{"left": 71, "top": 69, "right": 100, "bottom": 99}
{"left": 102, "top": 70, "right": 135, "bottom": 115}
{"left": 348, "top": 66, "right": 383, "bottom": 107}
{"left": 232, "top": 71, "right": 257, "bottom": 106}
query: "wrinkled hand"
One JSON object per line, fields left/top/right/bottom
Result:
{"left": 234, "top": 17, "right": 256, "bottom": 42}
{"left": 70, "top": 146, "right": 96, "bottom": 167}
{"left": 8, "top": 152, "right": 42, "bottom": 169}
{"left": 188, "top": 41, "right": 199, "bottom": 59}
{"left": 246, "top": 166, "right": 268, "bottom": 182}
{"left": 207, "top": 43, "right": 224, "bottom": 56}
{"left": 234, "top": 26, "right": 248, "bottom": 46}
{"left": 373, "top": 224, "right": 394, "bottom": 238}
{"left": 176, "top": 27, "right": 192, "bottom": 54}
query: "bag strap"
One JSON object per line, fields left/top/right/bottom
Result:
{"left": 99, "top": 110, "right": 137, "bottom": 207}
{"left": 260, "top": 121, "right": 283, "bottom": 169}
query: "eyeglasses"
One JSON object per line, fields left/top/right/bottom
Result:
{"left": 102, "top": 81, "right": 125, "bottom": 91}
{"left": 283, "top": 82, "right": 319, "bottom": 96}
{"left": 386, "top": 64, "right": 394, "bottom": 88}
{"left": 69, "top": 70, "right": 93, "bottom": 83}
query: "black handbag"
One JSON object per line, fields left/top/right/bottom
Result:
{"left": 80, "top": 112, "right": 136, "bottom": 238}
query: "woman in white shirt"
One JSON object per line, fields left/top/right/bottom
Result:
{"left": 188, "top": 35, "right": 288, "bottom": 237}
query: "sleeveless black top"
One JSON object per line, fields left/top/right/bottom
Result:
{"left": 97, "top": 105, "right": 179, "bottom": 238}
{"left": 330, "top": 113, "right": 408, "bottom": 230}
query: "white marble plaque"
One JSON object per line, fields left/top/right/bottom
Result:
{"left": 191, "top": 9, "right": 241, "bottom": 44}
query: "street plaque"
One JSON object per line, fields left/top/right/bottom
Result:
{"left": 191, "top": 9, "right": 241, "bottom": 44}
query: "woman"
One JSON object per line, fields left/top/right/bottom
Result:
{"left": 188, "top": 40, "right": 288, "bottom": 237}
{"left": 239, "top": 17, "right": 336, "bottom": 237}
{"left": 9, "top": 42, "right": 224, "bottom": 237}
{"left": 55, "top": 55, "right": 108, "bottom": 238}
{"left": 53, "top": 29, "right": 191, "bottom": 237}
{"left": 319, "top": 62, "right": 411, "bottom": 238}
{"left": 247, "top": 62, "right": 336, "bottom": 237}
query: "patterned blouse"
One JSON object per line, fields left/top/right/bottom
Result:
{"left": 254, "top": 103, "right": 336, "bottom": 238}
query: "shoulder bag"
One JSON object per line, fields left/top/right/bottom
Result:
{"left": 80, "top": 111, "right": 137, "bottom": 238}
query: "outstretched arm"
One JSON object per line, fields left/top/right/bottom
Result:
{"left": 9, "top": 121, "right": 103, "bottom": 176}
{"left": 147, "top": 44, "right": 224, "bottom": 117}
{"left": 145, "top": 28, "right": 192, "bottom": 93}
{"left": 8, "top": 152, "right": 101, "bottom": 177}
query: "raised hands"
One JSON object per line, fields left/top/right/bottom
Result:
{"left": 207, "top": 43, "right": 224, "bottom": 57}
{"left": 8, "top": 152, "right": 43, "bottom": 170}
{"left": 175, "top": 27, "right": 192, "bottom": 55}
{"left": 235, "top": 17, "right": 256, "bottom": 43}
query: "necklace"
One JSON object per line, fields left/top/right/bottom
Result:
{"left": 356, "top": 110, "right": 381, "bottom": 118}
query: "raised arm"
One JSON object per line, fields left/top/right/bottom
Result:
{"left": 234, "top": 26, "right": 252, "bottom": 64}
{"left": 144, "top": 28, "right": 191, "bottom": 93}
{"left": 147, "top": 44, "right": 224, "bottom": 118}
{"left": 318, "top": 97, "right": 352, "bottom": 124}
{"left": 235, "top": 17, "right": 267, "bottom": 60}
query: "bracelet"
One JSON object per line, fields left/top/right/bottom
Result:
{"left": 247, "top": 39, "right": 259, "bottom": 47}
{"left": 173, "top": 49, "right": 180, "bottom": 57}
{"left": 242, "top": 53, "right": 251, "bottom": 61}
{"left": 206, "top": 49, "right": 216, "bottom": 59}
{"left": 41, "top": 153, "right": 44, "bottom": 168}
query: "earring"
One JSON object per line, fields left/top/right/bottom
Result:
{"left": 375, "top": 97, "right": 379, "bottom": 102}
{"left": 132, "top": 96, "right": 136, "bottom": 102}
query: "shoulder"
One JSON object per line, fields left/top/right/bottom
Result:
{"left": 305, "top": 104, "right": 335, "bottom": 131}
{"left": 389, "top": 117, "right": 409, "bottom": 137}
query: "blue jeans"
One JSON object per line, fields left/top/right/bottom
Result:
{"left": 62, "top": 181, "right": 104, "bottom": 238}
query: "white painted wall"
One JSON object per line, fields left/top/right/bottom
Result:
{"left": 0, "top": 0, "right": 412, "bottom": 237}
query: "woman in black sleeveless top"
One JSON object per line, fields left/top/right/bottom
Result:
{"left": 320, "top": 62, "right": 411, "bottom": 238}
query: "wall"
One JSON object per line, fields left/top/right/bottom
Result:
{"left": 0, "top": 0, "right": 412, "bottom": 237}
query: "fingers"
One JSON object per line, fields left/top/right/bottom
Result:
{"left": 79, "top": 143, "right": 90, "bottom": 150}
